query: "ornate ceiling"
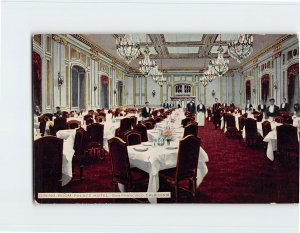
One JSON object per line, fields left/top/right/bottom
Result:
{"left": 84, "top": 34, "right": 285, "bottom": 72}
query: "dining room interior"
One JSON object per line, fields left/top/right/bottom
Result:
{"left": 32, "top": 33, "right": 299, "bottom": 204}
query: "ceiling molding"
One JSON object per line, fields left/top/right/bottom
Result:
{"left": 240, "top": 34, "right": 294, "bottom": 67}
{"left": 71, "top": 34, "right": 139, "bottom": 73}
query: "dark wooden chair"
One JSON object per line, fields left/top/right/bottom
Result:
{"left": 86, "top": 123, "right": 104, "bottom": 159}
{"left": 72, "top": 127, "right": 87, "bottom": 179}
{"left": 34, "top": 136, "right": 63, "bottom": 202}
{"left": 54, "top": 117, "right": 67, "bottom": 132}
{"left": 244, "top": 118, "right": 262, "bottom": 146}
{"left": 115, "top": 118, "right": 132, "bottom": 137}
{"left": 143, "top": 121, "right": 154, "bottom": 130}
{"left": 183, "top": 122, "right": 198, "bottom": 137}
{"left": 282, "top": 115, "right": 293, "bottom": 124}
{"left": 159, "top": 135, "right": 201, "bottom": 202}
{"left": 181, "top": 117, "right": 193, "bottom": 127}
{"left": 135, "top": 123, "right": 148, "bottom": 142}
{"left": 66, "top": 120, "right": 81, "bottom": 129}
{"left": 276, "top": 124, "right": 299, "bottom": 160}
{"left": 123, "top": 130, "right": 142, "bottom": 146}
{"left": 108, "top": 137, "right": 149, "bottom": 194}
{"left": 262, "top": 121, "right": 272, "bottom": 153}
{"left": 225, "top": 114, "right": 239, "bottom": 137}
{"left": 130, "top": 116, "right": 137, "bottom": 128}
{"left": 274, "top": 116, "right": 284, "bottom": 123}
{"left": 85, "top": 117, "right": 94, "bottom": 125}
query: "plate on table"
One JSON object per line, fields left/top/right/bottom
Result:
{"left": 165, "top": 146, "right": 178, "bottom": 150}
{"left": 133, "top": 147, "right": 149, "bottom": 152}
{"left": 142, "top": 142, "right": 152, "bottom": 146}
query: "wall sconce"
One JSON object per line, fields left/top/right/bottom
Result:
{"left": 252, "top": 88, "right": 256, "bottom": 94}
{"left": 273, "top": 81, "right": 278, "bottom": 90}
{"left": 212, "top": 90, "right": 215, "bottom": 97}
{"left": 114, "top": 88, "right": 117, "bottom": 95}
{"left": 152, "top": 90, "right": 156, "bottom": 98}
{"left": 239, "top": 90, "right": 242, "bottom": 95}
{"left": 58, "top": 72, "right": 64, "bottom": 86}
{"left": 93, "top": 85, "right": 98, "bottom": 91}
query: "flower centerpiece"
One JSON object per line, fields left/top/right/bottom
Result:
{"left": 162, "top": 127, "right": 175, "bottom": 145}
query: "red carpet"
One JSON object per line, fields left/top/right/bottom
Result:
{"left": 52, "top": 120, "right": 298, "bottom": 204}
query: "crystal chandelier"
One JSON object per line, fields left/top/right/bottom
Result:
{"left": 116, "top": 34, "right": 140, "bottom": 64}
{"left": 199, "top": 75, "right": 208, "bottom": 87}
{"left": 204, "top": 60, "right": 217, "bottom": 82}
{"left": 211, "top": 45, "right": 229, "bottom": 77}
{"left": 139, "top": 45, "right": 156, "bottom": 75}
{"left": 228, "top": 34, "right": 253, "bottom": 63}
{"left": 147, "top": 64, "right": 161, "bottom": 82}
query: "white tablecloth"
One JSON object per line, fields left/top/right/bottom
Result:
{"left": 56, "top": 129, "right": 76, "bottom": 186}
{"left": 127, "top": 141, "right": 209, "bottom": 203}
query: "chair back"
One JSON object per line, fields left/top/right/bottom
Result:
{"left": 226, "top": 114, "right": 236, "bottom": 128}
{"left": 135, "top": 123, "right": 148, "bottom": 142}
{"left": 130, "top": 116, "right": 137, "bottom": 128}
{"left": 119, "top": 118, "right": 132, "bottom": 133}
{"left": 276, "top": 124, "right": 299, "bottom": 152}
{"left": 282, "top": 115, "right": 293, "bottom": 124}
{"left": 181, "top": 117, "right": 193, "bottom": 127}
{"left": 274, "top": 116, "right": 283, "bottom": 123}
{"left": 85, "top": 117, "right": 94, "bottom": 125}
{"left": 255, "top": 113, "right": 263, "bottom": 122}
{"left": 238, "top": 116, "right": 246, "bottom": 131}
{"left": 34, "top": 136, "right": 63, "bottom": 196}
{"left": 261, "top": 121, "right": 272, "bottom": 137}
{"left": 86, "top": 123, "right": 104, "bottom": 146}
{"left": 73, "top": 127, "right": 87, "bottom": 157}
{"left": 67, "top": 120, "right": 81, "bottom": 129}
{"left": 176, "top": 135, "right": 201, "bottom": 182}
{"left": 108, "top": 137, "right": 131, "bottom": 186}
{"left": 123, "top": 130, "right": 142, "bottom": 146}
{"left": 54, "top": 117, "right": 67, "bottom": 131}
{"left": 143, "top": 121, "right": 153, "bottom": 130}
{"left": 183, "top": 122, "right": 198, "bottom": 137}
{"left": 244, "top": 118, "right": 258, "bottom": 137}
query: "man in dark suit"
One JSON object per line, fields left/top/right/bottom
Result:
{"left": 54, "top": 106, "right": 62, "bottom": 118}
{"left": 245, "top": 100, "right": 253, "bottom": 111}
{"left": 229, "top": 101, "right": 235, "bottom": 107}
{"left": 197, "top": 101, "right": 206, "bottom": 113}
{"left": 187, "top": 100, "right": 196, "bottom": 114}
{"left": 141, "top": 101, "right": 151, "bottom": 119}
{"left": 280, "top": 97, "right": 290, "bottom": 112}
{"left": 266, "top": 98, "right": 280, "bottom": 117}
{"left": 163, "top": 100, "right": 169, "bottom": 109}
{"left": 212, "top": 98, "right": 221, "bottom": 129}
{"left": 257, "top": 99, "right": 266, "bottom": 112}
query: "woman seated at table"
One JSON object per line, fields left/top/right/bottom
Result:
{"left": 196, "top": 100, "right": 206, "bottom": 126}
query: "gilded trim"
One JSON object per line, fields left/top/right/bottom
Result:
{"left": 241, "top": 34, "right": 293, "bottom": 67}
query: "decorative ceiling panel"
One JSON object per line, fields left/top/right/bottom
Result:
{"left": 168, "top": 47, "right": 199, "bottom": 54}
{"left": 164, "top": 34, "right": 203, "bottom": 42}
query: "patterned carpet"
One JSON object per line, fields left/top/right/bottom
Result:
{"left": 47, "top": 120, "right": 298, "bottom": 204}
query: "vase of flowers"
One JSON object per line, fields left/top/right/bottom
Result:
{"left": 162, "top": 127, "right": 175, "bottom": 145}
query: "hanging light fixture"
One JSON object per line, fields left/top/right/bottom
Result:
{"left": 228, "top": 34, "right": 253, "bottom": 63}
{"left": 139, "top": 45, "right": 156, "bottom": 75}
{"left": 204, "top": 60, "right": 217, "bottom": 82}
{"left": 199, "top": 75, "right": 208, "bottom": 87}
{"left": 147, "top": 63, "right": 161, "bottom": 82}
{"left": 157, "top": 53, "right": 166, "bottom": 87}
{"left": 211, "top": 35, "right": 229, "bottom": 77}
{"left": 116, "top": 34, "right": 140, "bottom": 64}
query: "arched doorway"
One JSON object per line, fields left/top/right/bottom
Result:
{"left": 261, "top": 74, "right": 270, "bottom": 103}
{"left": 71, "top": 66, "right": 85, "bottom": 110}
{"left": 100, "top": 75, "right": 109, "bottom": 109}
{"left": 32, "top": 52, "right": 42, "bottom": 110}
{"left": 245, "top": 80, "right": 251, "bottom": 102}
{"left": 287, "top": 63, "right": 299, "bottom": 108}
